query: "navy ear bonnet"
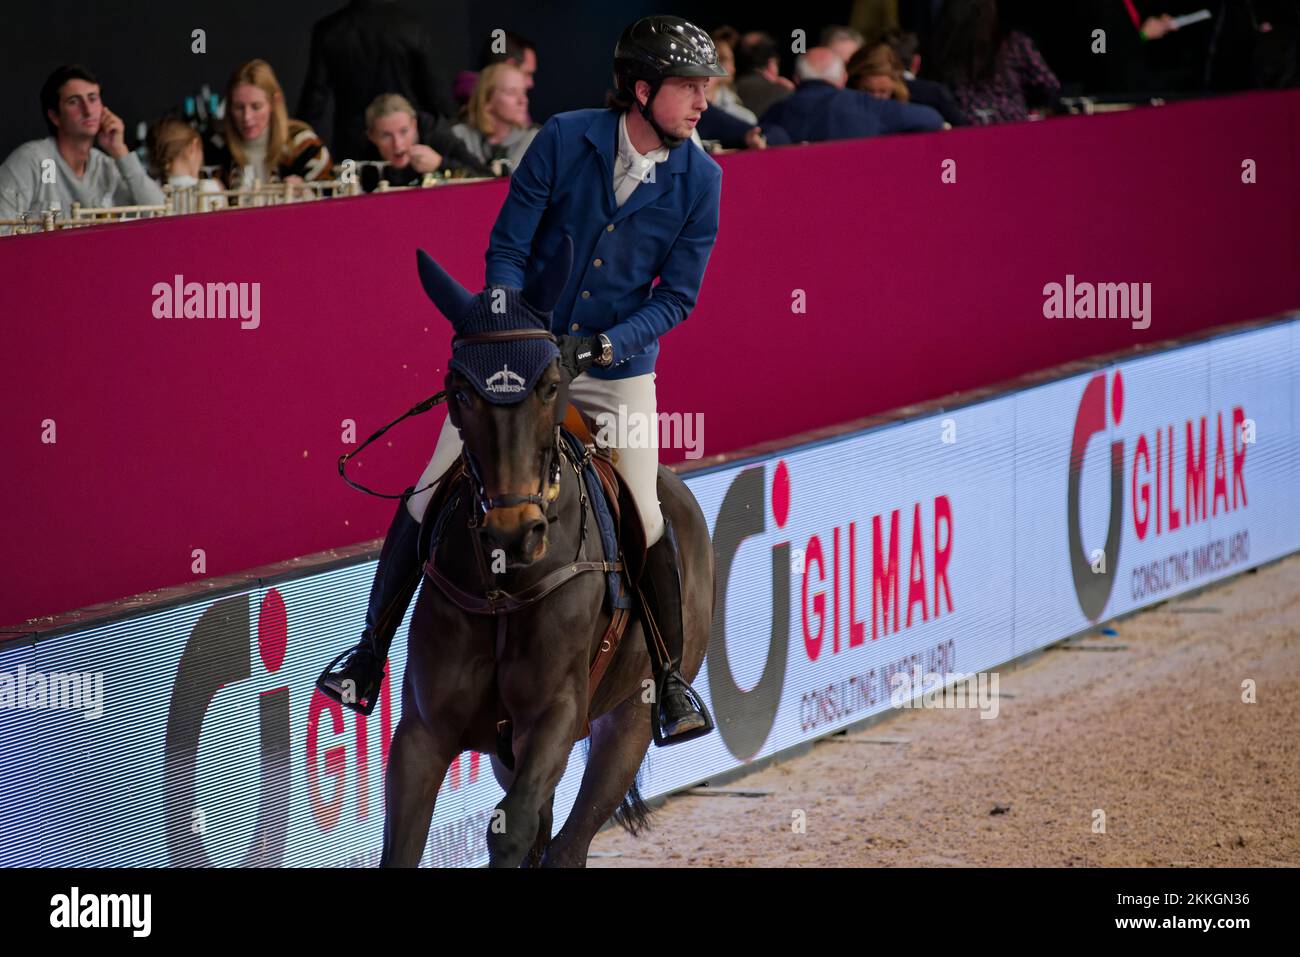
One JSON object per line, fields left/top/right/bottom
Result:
{"left": 447, "top": 286, "right": 558, "bottom": 403}
{"left": 416, "top": 238, "right": 574, "bottom": 406}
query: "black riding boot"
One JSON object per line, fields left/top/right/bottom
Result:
{"left": 639, "top": 515, "right": 714, "bottom": 747}
{"left": 316, "top": 492, "right": 423, "bottom": 716}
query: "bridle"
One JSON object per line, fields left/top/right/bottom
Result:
{"left": 459, "top": 441, "right": 562, "bottom": 523}
{"left": 449, "top": 327, "right": 565, "bottom": 524}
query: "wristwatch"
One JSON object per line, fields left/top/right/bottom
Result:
{"left": 596, "top": 333, "right": 614, "bottom": 367}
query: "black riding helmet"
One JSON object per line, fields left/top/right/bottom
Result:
{"left": 613, "top": 15, "right": 728, "bottom": 149}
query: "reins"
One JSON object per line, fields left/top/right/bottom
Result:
{"left": 337, "top": 325, "right": 618, "bottom": 617}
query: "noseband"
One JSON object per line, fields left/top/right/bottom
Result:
{"left": 460, "top": 434, "right": 562, "bottom": 524}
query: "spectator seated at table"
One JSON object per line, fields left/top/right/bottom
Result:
{"left": 733, "top": 31, "right": 796, "bottom": 119}
{"left": 0, "top": 63, "right": 165, "bottom": 227}
{"left": 706, "top": 26, "right": 759, "bottom": 125}
{"left": 359, "top": 93, "right": 491, "bottom": 191}
{"left": 147, "top": 117, "right": 226, "bottom": 209}
{"left": 848, "top": 42, "right": 911, "bottom": 101}
{"left": 450, "top": 63, "right": 539, "bottom": 176}
{"left": 847, "top": 42, "right": 970, "bottom": 127}
{"left": 211, "top": 59, "right": 333, "bottom": 188}
{"left": 759, "top": 47, "right": 944, "bottom": 143}
{"left": 451, "top": 30, "right": 538, "bottom": 124}
{"left": 876, "top": 29, "right": 971, "bottom": 127}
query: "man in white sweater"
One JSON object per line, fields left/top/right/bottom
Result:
{"left": 0, "top": 65, "right": 165, "bottom": 231}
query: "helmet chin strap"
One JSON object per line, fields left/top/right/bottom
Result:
{"left": 637, "top": 79, "right": 686, "bottom": 149}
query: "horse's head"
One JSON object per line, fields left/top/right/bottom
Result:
{"left": 416, "top": 238, "right": 574, "bottom": 567}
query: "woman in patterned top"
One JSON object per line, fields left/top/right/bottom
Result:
{"left": 213, "top": 59, "right": 333, "bottom": 187}
{"left": 933, "top": 0, "right": 1060, "bottom": 125}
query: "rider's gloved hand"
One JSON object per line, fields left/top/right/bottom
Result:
{"left": 557, "top": 335, "right": 602, "bottom": 379}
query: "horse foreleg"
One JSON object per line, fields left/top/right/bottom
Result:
{"left": 485, "top": 699, "right": 579, "bottom": 868}
{"left": 523, "top": 795, "right": 555, "bottom": 868}
{"left": 542, "top": 692, "right": 653, "bottom": 867}
{"left": 380, "top": 713, "right": 455, "bottom": 867}
{"left": 488, "top": 753, "right": 554, "bottom": 867}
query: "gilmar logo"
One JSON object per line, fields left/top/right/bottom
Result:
{"left": 1067, "top": 367, "right": 1252, "bottom": 620}
{"left": 485, "top": 364, "right": 526, "bottom": 394}
{"left": 165, "top": 592, "right": 291, "bottom": 866}
{"left": 1068, "top": 370, "right": 1125, "bottom": 621}
{"left": 708, "top": 462, "right": 792, "bottom": 762}
{"left": 49, "top": 887, "right": 151, "bottom": 937}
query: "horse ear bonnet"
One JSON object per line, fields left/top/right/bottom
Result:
{"left": 415, "top": 238, "right": 574, "bottom": 406}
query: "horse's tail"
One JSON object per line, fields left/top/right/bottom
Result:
{"left": 611, "top": 771, "right": 654, "bottom": 836}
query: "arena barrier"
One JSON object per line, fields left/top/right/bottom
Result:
{"left": 1, "top": 311, "right": 1295, "bottom": 866}
{"left": 3, "top": 89, "right": 1299, "bottom": 627}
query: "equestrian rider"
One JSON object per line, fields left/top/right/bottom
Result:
{"left": 318, "top": 14, "right": 727, "bottom": 745}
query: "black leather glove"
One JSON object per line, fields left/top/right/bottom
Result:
{"left": 557, "top": 335, "right": 602, "bottom": 379}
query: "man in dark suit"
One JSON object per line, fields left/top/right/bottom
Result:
{"left": 298, "top": 0, "right": 457, "bottom": 162}
{"left": 761, "top": 47, "right": 944, "bottom": 143}
{"left": 734, "top": 31, "right": 795, "bottom": 118}
{"left": 906, "top": 76, "right": 971, "bottom": 125}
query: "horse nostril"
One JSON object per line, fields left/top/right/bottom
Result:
{"left": 523, "top": 520, "right": 547, "bottom": 556}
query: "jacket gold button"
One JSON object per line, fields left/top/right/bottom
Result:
{"left": 593, "top": 258, "right": 602, "bottom": 267}
{"left": 581, "top": 290, "right": 591, "bottom": 299}
{"left": 570, "top": 323, "right": 579, "bottom": 331}
{"left": 606, "top": 224, "right": 615, "bottom": 232}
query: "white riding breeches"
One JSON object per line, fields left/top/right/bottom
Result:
{"left": 405, "top": 372, "right": 666, "bottom": 547}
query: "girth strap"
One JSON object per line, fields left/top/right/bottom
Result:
{"left": 577, "top": 605, "right": 632, "bottom": 741}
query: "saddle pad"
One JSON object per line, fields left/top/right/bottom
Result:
{"left": 559, "top": 426, "right": 631, "bottom": 611}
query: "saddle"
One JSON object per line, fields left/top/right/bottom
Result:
{"left": 561, "top": 403, "right": 648, "bottom": 579}
{"left": 418, "top": 404, "right": 647, "bottom": 766}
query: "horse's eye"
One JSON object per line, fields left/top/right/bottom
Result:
{"left": 545, "top": 381, "right": 559, "bottom": 400}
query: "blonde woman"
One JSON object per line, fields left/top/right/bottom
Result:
{"left": 147, "top": 117, "right": 226, "bottom": 211}
{"left": 360, "top": 93, "right": 492, "bottom": 191}
{"left": 450, "top": 63, "right": 538, "bottom": 175}
{"left": 215, "top": 59, "right": 332, "bottom": 188}
{"left": 856, "top": 37, "right": 972, "bottom": 126}
{"left": 847, "top": 43, "right": 911, "bottom": 101}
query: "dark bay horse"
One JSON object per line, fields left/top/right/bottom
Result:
{"left": 380, "top": 244, "right": 714, "bottom": 867}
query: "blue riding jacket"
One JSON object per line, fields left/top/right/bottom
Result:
{"left": 485, "top": 107, "right": 723, "bottom": 380}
